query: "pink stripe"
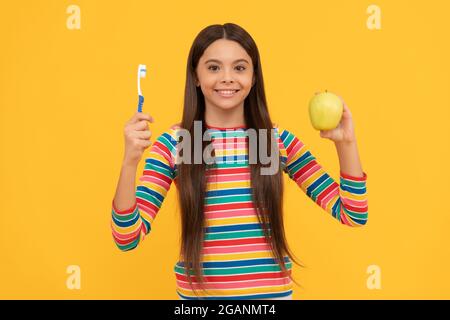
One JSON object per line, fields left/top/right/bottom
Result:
{"left": 340, "top": 212, "right": 351, "bottom": 225}
{"left": 207, "top": 173, "right": 250, "bottom": 183}
{"left": 151, "top": 146, "right": 170, "bottom": 162}
{"left": 202, "top": 243, "right": 271, "bottom": 254}
{"left": 298, "top": 164, "right": 320, "bottom": 184}
{"left": 341, "top": 197, "right": 368, "bottom": 207}
{"left": 111, "top": 224, "right": 141, "bottom": 240}
{"left": 288, "top": 141, "right": 303, "bottom": 162}
{"left": 214, "top": 142, "right": 248, "bottom": 148}
{"left": 140, "top": 176, "right": 170, "bottom": 189}
{"left": 320, "top": 188, "right": 339, "bottom": 209}
{"left": 136, "top": 202, "right": 156, "bottom": 219}
{"left": 176, "top": 277, "right": 291, "bottom": 290}
{"left": 204, "top": 208, "right": 256, "bottom": 219}
{"left": 212, "top": 137, "right": 247, "bottom": 143}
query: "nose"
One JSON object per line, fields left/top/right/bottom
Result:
{"left": 220, "top": 68, "right": 235, "bottom": 83}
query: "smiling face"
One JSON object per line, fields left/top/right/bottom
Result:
{"left": 195, "top": 39, "right": 255, "bottom": 115}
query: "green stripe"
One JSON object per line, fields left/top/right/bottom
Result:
{"left": 342, "top": 206, "right": 368, "bottom": 220}
{"left": 205, "top": 230, "right": 265, "bottom": 241}
{"left": 213, "top": 162, "right": 248, "bottom": 169}
{"left": 175, "top": 262, "right": 293, "bottom": 276}
{"left": 311, "top": 176, "right": 333, "bottom": 202}
{"left": 289, "top": 155, "right": 314, "bottom": 174}
{"left": 209, "top": 131, "right": 248, "bottom": 138}
{"left": 340, "top": 178, "right": 365, "bottom": 188}
{"left": 136, "top": 191, "right": 161, "bottom": 207}
{"left": 159, "top": 134, "right": 176, "bottom": 153}
{"left": 144, "top": 163, "right": 172, "bottom": 178}
{"left": 205, "top": 195, "right": 252, "bottom": 205}
{"left": 282, "top": 133, "right": 294, "bottom": 149}
{"left": 335, "top": 201, "right": 341, "bottom": 221}
{"left": 112, "top": 209, "right": 139, "bottom": 222}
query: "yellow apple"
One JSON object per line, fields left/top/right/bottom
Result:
{"left": 308, "top": 91, "right": 343, "bottom": 130}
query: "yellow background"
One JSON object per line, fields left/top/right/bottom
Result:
{"left": 1, "top": 0, "right": 449, "bottom": 299}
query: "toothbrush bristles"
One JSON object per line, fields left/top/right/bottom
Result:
{"left": 139, "top": 64, "right": 147, "bottom": 78}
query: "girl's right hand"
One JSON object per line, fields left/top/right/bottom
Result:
{"left": 123, "top": 112, "right": 154, "bottom": 167}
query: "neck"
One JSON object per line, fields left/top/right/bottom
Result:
{"left": 204, "top": 102, "right": 246, "bottom": 128}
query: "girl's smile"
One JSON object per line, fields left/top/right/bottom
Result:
{"left": 214, "top": 88, "right": 241, "bottom": 98}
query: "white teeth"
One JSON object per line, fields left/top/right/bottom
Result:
{"left": 216, "top": 90, "right": 238, "bottom": 95}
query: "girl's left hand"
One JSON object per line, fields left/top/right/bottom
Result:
{"left": 319, "top": 95, "right": 357, "bottom": 143}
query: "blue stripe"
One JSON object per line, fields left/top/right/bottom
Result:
{"left": 280, "top": 129, "right": 289, "bottom": 141}
{"left": 215, "top": 155, "right": 248, "bottom": 162}
{"left": 340, "top": 184, "right": 366, "bottom": 194}
{"left": 349, "top": 216, "right": 367, "bottom": 225}
{"left": 161, "top": 132, "right": 178, "bottom": 148}
{"left": 145, "top": 158, "right": 173, "bottom": 172}
{"left": 287, "top": 151, "right": 312, "bottom": 171}
{"left": 177, "top": 290, "right": 293, "bottom": 300}
{"left": 137, "top": 185, "right": 164, "bottom": 202}
{"left": 206, "top": 188, "right": 252, "bottom": 197}
{"left": 306, "top": 173, "right": 328, "bottom": 197}
{"left": 177, "top": 257, "right": 290, "bottom": 269}
{"left": 205, "top": 223, "right": 262, "bottom": 233}
{"left": 332, "top": 200, "right": 340, "bottom": 219}
{"left": 112, "top": 210, "right": 140, "bottom": 227}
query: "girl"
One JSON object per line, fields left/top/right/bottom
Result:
{"left": 111, "top": 23, "right": 368, "bottom": 300}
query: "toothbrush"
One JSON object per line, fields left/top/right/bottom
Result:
{"left": 137, "top": 64, "right": 147, "bottom": 112}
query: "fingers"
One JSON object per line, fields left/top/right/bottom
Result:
{"left": 132, "top": 120, "right": 150, "bottom": 131}
{"left": 136, "top": 139, "right": 152, "bottom": 149}
{"left": 128, "top": 112, "right": 154, "bottom": 125}
{"left": 320, "top": 130, "right": 328, "bottom": 138}
{"left": 133, "top": 130, "right": 152, "bottom": 140}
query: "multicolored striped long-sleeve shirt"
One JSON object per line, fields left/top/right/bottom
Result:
{"left": 111, "top": 123, "right": 368, "bottom": 300}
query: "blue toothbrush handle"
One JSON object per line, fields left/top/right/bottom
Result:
{"left": 137, "top": 95, "right": 144, "bottom": 112}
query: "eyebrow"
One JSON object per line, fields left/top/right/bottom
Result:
{"left": 204, "top": 59, "right": 250, "bottom": 65}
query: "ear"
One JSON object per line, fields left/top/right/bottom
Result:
{"left": 194, "top": 73, "right": 200, "bottom": 87}
{"left": 252, "top": 76, "right": 256, "bottom": 86}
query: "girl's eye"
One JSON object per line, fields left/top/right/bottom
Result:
{"left": 207, "top": 65, "right": 246, "bottom": 71}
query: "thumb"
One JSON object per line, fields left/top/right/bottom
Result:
{"left": 320, "top": 130, "right": 329, "bottom": 138}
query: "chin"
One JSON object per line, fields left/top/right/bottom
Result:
{"left": 213, "top": 101, "right": 243, "bottom": 110}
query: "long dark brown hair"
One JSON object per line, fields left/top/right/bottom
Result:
{"left": 176, "top": 23, "right": 305, "bottom": 297}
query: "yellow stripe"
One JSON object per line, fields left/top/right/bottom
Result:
{"left": 111, "top": 220, "right": 141, "bottom": 234}
{"left": 340, "top": 190, "right": 367, "bottom": 200}
{"left": 207, "top": 216, "right": 260, "bottom": 226}
{"left": 140, "top": 181, "right": 168, "bottom": 196}
{"left": 214, "top": 148, "right": 248, "bottom": 156}
{"left": 177, "top": 284, "right": 293, "bottom": 297}
{"left": 149, "top": 149, "right": 167, "bottom": 159}
{"left": 207, "top": 180, "right": 251, "bottom": 191}
{"left": 201, "top": 251, "right": 274, "bottom": 262}
{"left": 301, "top": 167, "right": 323, "bottom": 189}
{"left": 326, "top": 194, "right": 339, "bottom": 213}
{"left": 287, "top": 144, "right": 307, "bottom": 166}
{"left": 139, "top": 210, "right": 154, "bottom": 225}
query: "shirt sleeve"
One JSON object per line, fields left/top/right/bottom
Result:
{"left": 276, "top": 126, "right": 368, "bottom": 227}
{"left": 111, "top": 126, "right": 178, "bottom": 251}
